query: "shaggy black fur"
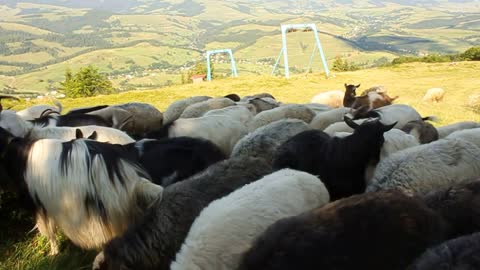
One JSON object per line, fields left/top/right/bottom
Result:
{"left": 66, "top": 105, "right": 110, "bottom": 115}
{"left": 0, "top": 127, "right": 37, "bottom": 211}
{"left": 142, "top": 121, "right": 174, "bottom": 140}
{"left": 239, "top": 190, "right": 447, "bottom": 270}
{"left": 95, "top": 156, "right": 273, "bottom": 270}
{"left": 423, "top": 180, "right": 480, "bottom": 239}
{"left": 59, "top": 140, "right": 147, "bottom": 186}
{"left": 408, "top": 232, "right": 480, "bottom": 270}
{"left": 224, "top": 94, "right": 241, "bottom": 102}
{"left": 133, "top": 137, "right": 227, "bottom": 186}
{"left": 273, "top": 118, "right": 395, "bottom": 200}
{"left": 29, "top": 113, "right": 110, "bottom": 128}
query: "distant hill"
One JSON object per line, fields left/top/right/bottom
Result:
{"left": 0, "top": 0, "right": 479, "bottom": 92}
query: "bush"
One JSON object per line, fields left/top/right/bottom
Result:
{"left": 462, "top": 46, "right": 480, "bottom": 61}
{"left": 332, "top": 56, "right": 359, "bottom": 72}
{"left": 60, "top": 65, "right": 116, "bottom": 98}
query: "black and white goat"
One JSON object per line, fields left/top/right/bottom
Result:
{"left": 273, "top": 116, "right": 396, "bottom": 200}
{"left": 0, "top": 128, "right": 163, "bottom": 255}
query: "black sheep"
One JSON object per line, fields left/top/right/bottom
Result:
{"left": 422, "top": 180, "right": 480, "bottom": 239}
{"left": 408, "top": 232, "right": 480, "bottom": 270}
{"left": 130, "top": 137, "right": 227, "bottom": 186}
{"left": 238, "top": 190, "right": 446, "bottom": 270}
{"left": 93, "top": 156, "right": 273, "bottom": 270}
{"left": 273, "top": 116, "right": 396, "bottom": 200}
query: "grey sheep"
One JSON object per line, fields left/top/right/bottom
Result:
{"left": 163, "top": 96, "right": 211, "bottom": 124}
{"left": 248, "top": 104, "right": 316, "bottom": 132}
{"left": 232, "top": 119, "right": 311, "bottom": 165}
{"left": 180, "top": 98, "right": 235, "bottom": 119}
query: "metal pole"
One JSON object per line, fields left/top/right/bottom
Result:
{"left": 271, "top": 47, "right": 284, "bottom": 76}
{"left": 206, "top": 52, "right": 212, "bottom": 81}
{"left": 281, "top": 25, "right": 290, "bottom": 79}
{"left": 311, "top": 24, "right": 330, "bottom": 77}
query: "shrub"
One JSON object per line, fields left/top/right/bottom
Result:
{"left": 60, "top": 65, "right": 116, "bottom": 98}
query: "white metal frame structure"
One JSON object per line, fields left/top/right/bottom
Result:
{"left": 206, "top": 49, "right": 238, "bottom": 81}
{"left": 272, "top": 23, "right": 330, "bottom": 78}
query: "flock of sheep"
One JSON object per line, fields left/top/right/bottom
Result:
{"left": 0, "top": 82, "right": 479, "bottom": 270}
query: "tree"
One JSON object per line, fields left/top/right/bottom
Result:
{"left": 60, "top": 65, "right": 115, "bottom": 98}
{"left": 181, "top": 60, "right": 215, "bottom": 84}
{"left": 462, "top": 46, "right": 480, "bottom": 61}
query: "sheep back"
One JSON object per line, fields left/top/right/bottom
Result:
{"left": 180, "top": 98, "right": 235, "bottom": 119}
{"left": 367, "top": 137, "right": 480, "bottom": 196}
{"left": 163, "top": 96, "right": 211, "bottom": 124}
{"left": 232, "top": 119, "right": 310, "bottom": 164}
{"left": 408, "top": 232, "right": 480, "bottom": 270}
{"left": 170, "top": 169, "right": 330, "bottom": 270}
{"left": 309, "top": 107, "right": 349, "bottom": 130}
{"left": 248, "top": 105, "right": 315, "bottom": 132}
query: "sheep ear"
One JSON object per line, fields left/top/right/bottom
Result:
{"left": 382, "top": 121, "right": 397, "bottom": 132}
{"left": 75, "top": 129, "right": 84, "bottom": 139}
{"left": 344, "top": 83, "right": 348, "bottom": 88}
{"left": 134, "top": 178, "right": 164, "bottom": 210}
{"left": 356, "top": 84, "right": 361, "bottom": 88}
{"left": 88, "top": 131, "right": 98, "bottom": 140}
{"left": 344, "top": 116, "right": 360, "bottom": 129}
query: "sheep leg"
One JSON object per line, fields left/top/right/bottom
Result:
{"left": 36, "top": 212, "right": 59, "bottom": 255}
{"left": 92, "top": 251, "right": 105, "bottom": 270}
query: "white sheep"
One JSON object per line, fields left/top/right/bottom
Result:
{"left": 422, "top": 88, "right": 445, "bottom": 103}
{"left": 180, "top": 98, "right": 235, "bottom": 119}
{"left": 166, "top": 115, "right": 248, "bottom": 156}
{"left": 203, "top": 105, "right": 254, "bottom": 124}
{"left": 163, "top": 96, "right": 211, "bottom": 124}
{"left": 232, "top": 119, "right": 310, "bottom": 164}
{"left": 437, "top": 121, "right": 480, "bottom": 139}
{"left": 170, "top": 169, "right": 330, "bottom": 270}
{"left": 16, "top": 100, "right": 63, "bottom": 121}
{"left": 355, "top": 104, "right": 429, "bottom": 129}
{"left": 367, "top": 128, "right": 480, "bottom": 196}
{"left": 311, "top": 90, "right": 344, "bottom": 108}
{"left": 248, "top": 104, "right": 315, "bottom": 132}
{"left": 0, "top": 110, "right": 134, "bottom": 144}
{"left": 309, "top": 107, "right": 349, "bottom": 130}
{"left": 239, "top": 97, "right": 280, "bottom": 114}
{"left": 303, "top": 103, "right": 332, "bottom": 114}
{"left": 324, "top": 118, "right": 368, "bottom": 135}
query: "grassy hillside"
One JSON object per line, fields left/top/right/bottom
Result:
{"left": 0, "top": 1, "right": 479, "bottom": 92}
{"left": 1, "top": 61, "right": 479, "bottom": 270}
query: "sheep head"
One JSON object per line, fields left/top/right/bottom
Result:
{"left": 344, "top": 116, "right": 397, "bottom": 161}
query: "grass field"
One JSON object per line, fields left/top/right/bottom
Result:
{"left": 1, "top": 61, "right": 479, "bottom": 270}
{"left": 0, "top": 43, "right": 200, "bottom": 92}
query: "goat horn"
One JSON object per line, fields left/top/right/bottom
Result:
{"left": 0, "top": 95, "right": 20, "bottom": 113}
{"left": 0, "top": 95, "right": 20, "bottom": 101}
